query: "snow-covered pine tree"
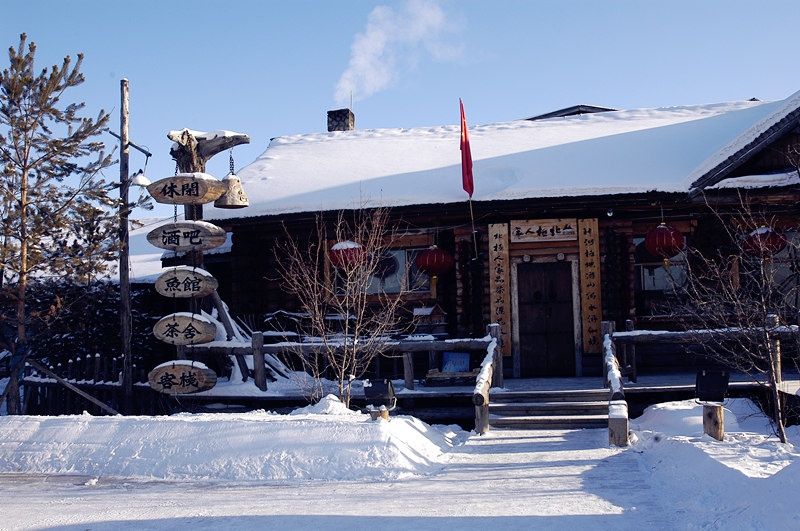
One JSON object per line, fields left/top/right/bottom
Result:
{"left": 0, "top": 34, "right": 115, "bottom": 413}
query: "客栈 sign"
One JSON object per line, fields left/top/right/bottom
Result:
{"left": 146, "top": 220, "right": 227, "bottom": 253}
{"left": 155, "top": 266, "right": 219, "bottom": 298}
{"left": 148, "top": 360, "right": 217, "bottom": 394}
{"left": 146, "top": 172, "right": 226, "bottom": 205}
{"left": 153, "top": 312, "right": 217, "bottom": 346}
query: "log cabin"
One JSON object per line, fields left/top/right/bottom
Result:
{"left": 200, "top": 92, "right": 800, "bottom": 380}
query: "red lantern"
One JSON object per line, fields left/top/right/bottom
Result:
{"left": 415, "top": 246, "right": 454, "bottom": 299}
{"left": 415, "top": 246, "right": 455, "bottom": 277}
{"left": 329, "top": 240, "right": 366, "bottom": 269}
{"left": 743, "top": 227, "right": 787, "bottom": 258}
{"left": 645, "top": 223, "right": 685, "bottom": 261}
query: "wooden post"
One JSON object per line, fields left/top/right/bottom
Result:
{"left": 252, "top": 332, "right": 267, "bottom": 391}
{"left": 625, "top": 319, "right": 637, "bottom": 383}
{"left": 608, "top": 400, "right": 629, "bottom": 446}
{"left": 403, "top": 352, "right": 415, "bottom": 390}
{"left": 703, "top": 404, "right": 724, "bottom": 441}
{"left": 211, "top": 290, "right": 237, "bottom": 340}
{"left": 93, "top": 354, "right": 101, "bottom": 383}
{"left": 601, "top": 321, "right": 615, "bottom": 388}
{"left": 119, "top": 79, "right": 135, "bottom": 414}
{"left": 488, "top": 323, "right": 503, "bottom": 388}
{"left": 766, "top": 313, "right": 782, "bottom": 384}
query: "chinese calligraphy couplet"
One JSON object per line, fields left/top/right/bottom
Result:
{"left": 146, "top": 220, "right": 227, "bottom": 253}
{"left": 488, "top": 223, "right": 512, "bottom": 356}
{"left": 154, "top": 266, "right": 219, "bottom": 299}
{"left": 153, "top": 312, "right": 217, "bottom": 346}
{"left": 146, "top": 172, "right": 227, "bottom": 205}
{"left": 147, "top": 360, "right": 218, "bottom": 394}
{"left": 578, "top": 218, "right": 603, "bottom": 354}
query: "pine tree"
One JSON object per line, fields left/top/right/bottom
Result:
{"left": 0, "top": 34, "right": 114, "bottom": 413}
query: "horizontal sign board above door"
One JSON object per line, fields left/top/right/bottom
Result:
{"left": 510, "top": 218, "right": 578, "bottom": 243}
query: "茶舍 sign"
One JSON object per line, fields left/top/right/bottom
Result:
{"left": 146, "top": 220, "right": 227, "bottom": 253}
{"left": 147, "top": 360, "right": 217, "bottom": 394}
{"left": 155, "top": 266, "right": 219, "bottom": 298}
{"left": 153, "top": 312, "right": 217, "bottom": 346}
{"left": 146, "top": 172, "right": 227, "bottom": 205}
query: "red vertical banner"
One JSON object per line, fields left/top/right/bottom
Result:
{"left": 460, "top": 99, "right": 474, "bottom": 197}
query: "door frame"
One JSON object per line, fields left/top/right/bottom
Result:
{"left": 510, "top": 257, "right": 583, "bottom": 378}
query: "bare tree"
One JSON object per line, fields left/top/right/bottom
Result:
{"left": 276, "top": 207, "right": 418, "bottom": 407}
{"left": 668, "top": 192, "right": 800, "bottom": 442}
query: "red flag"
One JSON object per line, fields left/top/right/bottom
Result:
{"left": 460, "top": 99, "right": 474, "bottom": 198}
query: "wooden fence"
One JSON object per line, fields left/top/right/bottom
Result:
{"left": 21, "top": 355, "right": 163, "bottom": 416}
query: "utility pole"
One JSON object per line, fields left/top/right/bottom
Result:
{"left": 119, "top": 79, "right": 133, "bottom": 414}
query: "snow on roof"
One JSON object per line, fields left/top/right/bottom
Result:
{"left": 209, "top": 97, "right": 791, "bottom": 221}
{"left": 688, "top": 90, "right": 800, "bottom": 189}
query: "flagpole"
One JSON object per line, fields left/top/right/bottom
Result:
{"left": 460, "top": 98, "right": 478, "bottom": 260}
{"left": 468, "top": 197, "right": 478, "bottom": 260}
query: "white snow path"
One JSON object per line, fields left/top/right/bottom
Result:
{"left": 0, "top": 428, "right": 671, "bottom": 530}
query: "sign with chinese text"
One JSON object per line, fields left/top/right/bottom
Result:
{"left": 488, "top": 223, "right": 512, "bottom": 356}
{"left": 155, "top": 266, "right": 219, "bottom": 298}
{"left": 153, "top": 312, "right": 217, "bottom": 346}
{"left": 510, "top": 218, "right": 577, "bottom": 243}
{"left": 147, "top": 361, "right": 217, "bottom": 394}
{"left": 146, "top": 173, "right": 227, "bottom": 205}
{"left": 146, "top": 220, "right": 227, "bottom": 253}
{"left": 578, "top": 218, "right": 602, "bottom": 354}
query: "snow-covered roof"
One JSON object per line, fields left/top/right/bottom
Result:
{"left": 209, "top": 92, "right": 800, "bottom": 221}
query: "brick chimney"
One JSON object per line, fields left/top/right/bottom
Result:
{"left": 327, "top": 108, "right": 355, "bottom": 132}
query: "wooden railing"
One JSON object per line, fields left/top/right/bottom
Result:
{"left": 472, "top": 324, "right": 504, "bottom": 435}
{"left": 602, "top": 321, "right": 629, "bottom": 446}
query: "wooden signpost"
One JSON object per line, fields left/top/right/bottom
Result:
{"left": 147, "top": 361, "right": 218, "bottom": 394}
{"left": 147, "top": 172, "right": 227, "bottom": 205}
{"left": 146, "top": 220, "right": 227, "bottom": 253}
{"left": 145, "top": 129, "right": 250, "bottom": 394}
{"left": 153, "top": 312, "right": 217, "bottom": 346}
{"left": 155, "top": 266, "right": 219, "bottom": 298}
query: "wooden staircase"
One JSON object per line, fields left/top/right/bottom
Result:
{"left": 489, "top": 388, "right": 609, "bottom": 429}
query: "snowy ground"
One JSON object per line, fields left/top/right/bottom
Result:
{"left": 0, "top": 393, "right": 798, "bottom": 530}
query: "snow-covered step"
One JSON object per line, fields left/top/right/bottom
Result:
{"left": 490, "top": 414, "right": 609, "bottom": 430}
{"left": 487, "top": 388, "right": 611, "bottom": 429}
{"left": 490, "top": 400, "right": 608, "bottom": 417}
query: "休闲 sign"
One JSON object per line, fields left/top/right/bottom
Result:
{"left": 146, "top": 172, "right": 227, "bottom": 205}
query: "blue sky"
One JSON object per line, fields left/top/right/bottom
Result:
{"left": 4, "top": 0, "right": 800, "bottom": 217}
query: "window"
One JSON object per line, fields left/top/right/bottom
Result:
{"left": 334, "top": 248, "right": 430, "bottom": 295}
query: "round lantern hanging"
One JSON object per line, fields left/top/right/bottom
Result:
{"left": 329, "top": 240, "right": 366, "bottom": 270}
{"left": 743, "top": 226, "right": 787, "bottom": 259}
{"left": 415, "top": 245, "right": 455, "bottom": 298}
{"left": 645, "top": 222, "right": 685, "bottom": 265}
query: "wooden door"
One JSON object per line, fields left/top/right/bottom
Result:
{"left": 517, "top": 262, "right": 575, "bottom": 376}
